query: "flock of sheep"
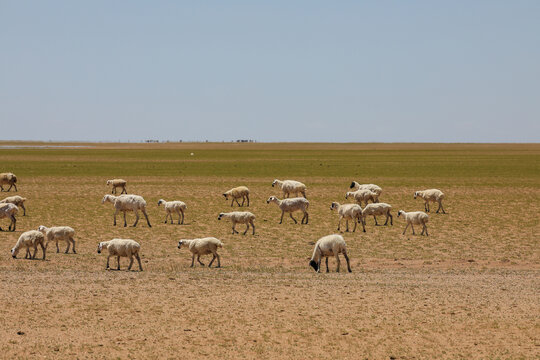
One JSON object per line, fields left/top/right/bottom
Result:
{"left": 1, "top": 172, "right": 446, "bottom": 273}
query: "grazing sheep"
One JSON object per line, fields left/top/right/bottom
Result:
{"left": 223, "top": 186, "right": 250, "bottom": 207}
{"left": 414, "top": 189, "right": 446, "bottom": 214}
{"left": 106, "top": 179, "right": 127, "bottom": 194}
{"left": 330, "top": 202, "right": 365, "bottom": 232}
{"left": 345, "top": 189, "right": 379, "bottom": 207}
{"left": 177, "top": 237, "right": 223, "bottom": 268}
{"left": 397, "top": 210, "right": 429, "bottom": 236}
{"left": 361, "top": 203, "right": 393, "bottom": 226}
{"left": 272, "top": 179, "right": 307, "bottom": 198}
{"left": 218, "top": 211, "right": 256, "bottom": 235}
{"left": 309, "top": 234, "right": 351, "bottom": 273}
{"left": 37, "top": 225, "right": 76, "bottom": 254}
{"left": 157, "top": 199, "right": 187, "bottom": 224}
{"left": 11, "top": 230, "right": 46, "bottom": 260}
{"left": 266, "top": 196, "right": 309, "bottom": 224}
{"left": 97, "top": 239, "right": 143, "bottom": 271}
{"left": 0, "top": 172, "right": 18, "bottom": 192}
{"left": 101, "top": 194, "right": 152, "bottom": 227}
{"left": 349, "top": 181, "right": 382, "bottom": 195}
{"left": 0, "top": 195, "right": 27, "bottom": 216}
{"left": 0, "top": 203, "right": 17, "bottom": 231}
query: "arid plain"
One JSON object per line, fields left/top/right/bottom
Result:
{"left": 0, "top": 142, "right": 538, "bottom": 359}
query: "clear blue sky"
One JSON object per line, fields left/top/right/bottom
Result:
{"left": 1, "top": 1, "right": 539, "bottom": 142}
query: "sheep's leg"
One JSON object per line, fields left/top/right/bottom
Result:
{"left": 135, "top": 253, "right": 143, "bottom": 271}
{"left": 402, "top": 223, "right": 409, "bottom": 235}
{"left": 208, "top": 254, "right": 216, "bottom": 267}
{"left": 289, "top": 213, "right": 298, "bottom": 224}
{"left": 343, "top": 251, "right": 352, "bottom": 273}
{"left": 337, "top": 216, "right": 342, "bottom": 231}
{"left": 197, "top": 255, "right": 205, "bottom": 266}
{"left": 142, "top": 209, "right": 152, "bottom": 227}
{"left": 64, "top": 239, "right": 71, "bottom": 254}
{"left": 325, "top": 257, "right": 329, "bottom": 273}
{"left": 113, "top": 209, "right": 119, "bottom": 226}
{"left": 10, "top": 216, "right": 16, "bottom": 231}
{"left": 117, "top": 256, "right": 121, "bottom": 270}
{"left": 232, "top": 222, "right": 238, "bottom": 234}
{"left": 240, "top": 196, "right": 245, "bottom": 206}
{"left": 352, "top": 219, "right": 357, "bottom": 232}
{"left": 20, "top": 203, "right": 26, "bottom": 216}
{"left": 190, "top": 254, "right": 195, "bottom": 267}
{"left": 164, "top": 213, "right": 168, "bottom": 224}
{"left": 250, "top": 220, "right": 255, "bottom": 235}
{"left": 437, "top": 201, "right": 446, "bottom": 214}
{"left": 345, "top": 219, "right": 349, "bottom": 232}
{"left": 128, "top": 255, "right": 134, "bottom": 270}
{"left": 25, "top": 248, "right": 30, "bottom": 259}
{"left": 215, "top": 252, "right": 221, "bottom": 268}
{"left": 424, "top": 223, "right": 429, "bottom": 236}
{"left": 121, "top": 186, "right": 127, "bottom": 195}
{"left": 32, "top": 245, "right": 38, "bottom": 259}
{"left": 230, "top": 198, "right": 234, "bottom": 207}
{"left": 279, "top": 211, "right": 284, "bottom": 224}
{"left": 426, "top": 202, "right": 430, "bottom": 212}
{"left": 359, "top": 217, "right": 366, "bottom": 232}
{"left": 132, "top": 210, "right": 140, "bottom": 227}
{"left": 180, "top": 209, "right": 184, "bottom": 224}
{"left": 106, "top": 256, "right": 111, "bottom": 269}
{"left": 316, "top": 259, "right": 321, "bottom": 273}
{"left": 304, "top": 212, "right": 309, "bottom": 224}
{"left": 373, "top": 215, "right": 379, "bottom": 226}
{"left": 56, "top": 241, "right": 60, "bottom": 253}
{"left": 246, "top": 194, "right": 250, "bottom": 207}
{"left": 243, "top": 223, "right": 249, "bottom": 235}
{"left": 176, "top": 210, "right": 181, "bottom": 225}
{"left": 388, "top": 212, "right": 393, "bottom": 226}
{"left": 40, "top": 242, "right": 46, "bottom": 260}
{"left": 411, "top": 224, "right": 416, "bottom": 235}
{"left": 335, "top": 254, "right": 341, "bottom": 273}
{"left": 235, "top": 198, "right": 242, "bottom": 207}
{"left": 70, "top": 237, "right": 76, "bottom": 253}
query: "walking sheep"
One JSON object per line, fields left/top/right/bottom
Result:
{"left": 223, "top": 186, "right": 250, "bottom": 207}
{"left": 345, "top": 189, "right": 379, "bottom": 207}
{"left": 157, "top": 199, "right": 187, "bottom": 224}
{"left": 97, "top": 239, "right": 143, "bottom": 271}
{"left": 266, "top": 196, "right": 309, "bottom": 224}
{"left": 0, "top": 203, "right": 17, "bottom": 231}
{"left": 414, "top": 189, "right": 446, "bottom": 214}
{"left": 330, "top": 202, "right": 365, "bottom": 232}
{"left": 37, "top": 225, "right": 76, "bottom": 253}
{"left": 177, "top": 237, "right": 223, "bottom": 268}
{"left": 106, "top": 179, "right": 127, "bottom": 194}
{"left": 272, "top": 179, "right": 307, "bottom": 198}
{"left": 102, "top": 194, "right": 152, "bottom": 227}
{"left": 361, "top": 203, "right": 393, "bottom": 226}
{"left": 0, "top": 173, "right": 17, "bottom": 192}
{"left": 0, "top": 195, "right": 27, "bottom": 216}
{"left": 309, "top": 234, "right": 352, "bottom": 273}
{"left": 11, "top": 230, "right": 46, "bottom": 260}
{"left": 218, "top": 211, "right": 256, "bottom": 235}
{"left": 349, "top": 181, "right": 382, "bottom": 195}
{"left": 397, "top": 210, "right": 429, "bottom": 236}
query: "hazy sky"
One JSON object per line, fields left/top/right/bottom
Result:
{"left": 1, "top": 1, "right": 539, "bottom": 142}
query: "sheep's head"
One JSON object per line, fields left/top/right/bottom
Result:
{"left": 349, "top": 181, "right": 356, "bottom": 189}
{"left": 11, "top": 247, "right": 18, "bottom": 258}
{"left": 177, "top": 240, "right": 185, "bottom": 249}
{"left": 106, "top": 180, "right": 112, "bottom": 185}
{"left": 222, "top": 193, "right": 229, "bottom": 200}
{"left": 345, "top": 192, "right": 352, "bottom": 199}
{"left": 330, "top": 202, "right": 339, "bottom": 211}
{"left": 266, "top": 196, "right": 276, "bottom": 204}
{"left": 271, "top": 180, "right": 279, "bottom": 187}
{"left": 413, "top": 192, "right": 419, "bottom": 199}
{"left": 397, "top": 210, "right": 404, "bottom": 217}
{"left": 157, "top": 199, "right": 165, "bottom": 206}
{"left": 97, "top": 242, "right": 108, "bottom": 254}
{"left": 37, "top": 225, "right": 47, "bottom": 233}
{"left": 218, "top": 213, "right": 224, "bottom": 220}
{"left": 101, "top": 195, "right": 115, "bottom": 204}
{"left": 309, "top": 260, "right": 319, "bottom": 272}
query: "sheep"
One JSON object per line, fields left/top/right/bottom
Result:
{"left": 106, "top": 179, "right": 127, "bottom": 194}
{"left": 223, "top": 186, "right": 250, "bottom": 207}
{"left": 397, "top": 210, "right": 429, "bottom": 236}
{"left": 218, "top": 211, "right": 256, "bottom": 235}
{"left": 97, "top": 239, "right": 143, "bottom": 271}
{"left": 309, "top": 234, "right": 351, "bottom": 273}
{"left": 11, "top": 230, "right": 46, "bottom": 260}
{"left": 266, "top": 196, "right": 309, "bottom": 224}
{"left": 414, "top": 189, "right": 446, "bottom": 214}
{"left": 0, "top": 203, "right": 17, "bottom": 231}
{"left": 177, "top": 237, "right": 223, "bottom": 268}
{"left": 272, "top": 179, "right": 307, "bottom": 198}
{"left": 0, "top": 195, "right": 27, "bottom": 216}
{"left": 349, "top": 181, "right": 382, "bottom": 195}
{"left": 37, "top": 225, "right": 76, "bottom": 254}
{"left": 157, "top": 199, "right": 187, "bottom": 224}
{"left": 101, "top": 194, "right": 152, "bottom": 227}
{"left": 330, "top": 202, "right": 365, "bottom": 232}
{"left": 345, "top": 189, "right": 379, "bottom": 207}
{"left": 361, "top": 203, "right": 393, "bottom": 226}
{"left": 0, "top": 172, "right": 18, "bottom": 192}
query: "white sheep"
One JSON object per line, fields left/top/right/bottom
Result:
{"left": 0, "top": 203, "right": 18, "bottom": 232}
{"left": 101, "top": 194, "right": 152, "bottom": 227}
{"left": 266, "top": 196, "right": 309, "bottom": 224}
{"left": 177, "top": 237, "right": 223, "bottom": 268}
{"left": 0, "top": 195, "right": 27, "bottom": 216}
{"left": 11, "top": 230, "right": 46, "bottom": 260}
{"left": 414, "top": 189, "right": 446, "bottom": 214}
{"left": 106, "top": 179, "right": 127, "bottom": 194}
{"left": 218, "top": 211, "right": 256, "bottom": 235}
{"left": 0, "top": 172, "right": 18, "bottom": 192}
{"left": 330, "top": 202, "right": 365, "bottom": 232}
{"left": 345, "top": 189, "right": 379, "bottom": 207}
{"left": 397, "top": 210, "right": 429, "bottom": 236}
{"left": 349, "top": 181, "right": 382, "bottom": 195}
{"left": 361, "top": 202, "right": 393, "bottom": 226}
{"left": 309, "top": 234, "right": 352, "bottom": 273}
{"left": 157, "top": 199, "right": 187, "bottom": 224}
{"left": 97, "top": 239, "right": 143, "bottom": 271}
{"left": 37, "top": 225, "right": 76, "bottom": 254}
{"left": 223, "top": 186, "right": 250, "bottom": 207}
{"left": 272, "top": 179, "right": 307, "bottom": 198}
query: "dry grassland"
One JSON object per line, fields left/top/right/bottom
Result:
{"left": 0, "top": 142, "right": 538, "bottom": 359}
